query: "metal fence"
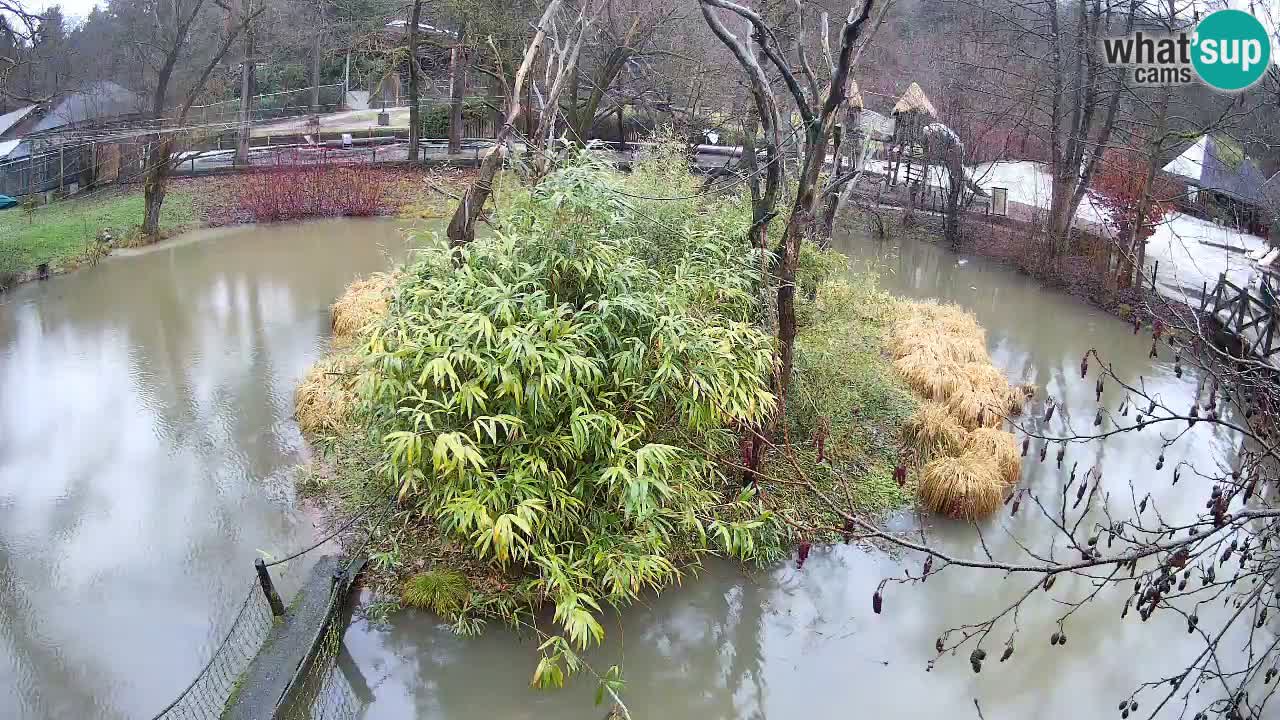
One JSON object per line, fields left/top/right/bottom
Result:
{"left": 189, "top": 85, "right": 347, "bottom": 127}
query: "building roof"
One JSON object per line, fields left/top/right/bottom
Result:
{"left": 892, "top": 82, "right": 937, "bottom": 117}
{"left": 0, "top": 139, "right": 22, "bottom": 159}
{"left": 1163, "top": 135, "right": 1268, "bottom": 207}
{"left": 0, "top": 105, "right": 36, "bottom": 138}
{"left": 29, "top": 81, "right": 141, "bottom": 135}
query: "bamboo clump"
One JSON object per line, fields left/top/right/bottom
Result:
{"left": 890, "top": 301, "right": 1027, "bottom": 520}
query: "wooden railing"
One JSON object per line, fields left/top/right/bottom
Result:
{"left": 1203, "top": 272, "right": 1280, "bottom": 359}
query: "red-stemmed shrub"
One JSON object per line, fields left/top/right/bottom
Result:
{"left": 235, "top": 162, "right": 389, "bottom": 223}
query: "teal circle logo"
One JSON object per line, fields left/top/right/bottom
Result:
{"left": 1192, "top": 9, "right": 1271, "bottom": 91}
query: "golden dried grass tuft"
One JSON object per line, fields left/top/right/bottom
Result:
{"left": 331, "top": 272, "right": 396, "bottom": 344}
{"left": 295, "top": 351, "right": 361, "bottom": 435}
{"left": 891, "top": 301, "right": 1030, "bottom": 520}
{"left": 965, "top": 427, "right": 1022, "bottom": 487}
{"left": 894, "top": 352, "right": 966, "bottom": 400}
{"left": 918, "top": 453, "right": 1005, "bottom": 520}
{"left": 902, "top": 402, "right": 967, "bottom": 463}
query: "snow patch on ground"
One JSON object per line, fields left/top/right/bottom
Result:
{"left": 966, "top": 160, "right": 1268, "bottom": 302}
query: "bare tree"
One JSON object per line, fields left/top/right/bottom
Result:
{"left": 699, "top": 0, "right": 876, "bottom": 406}
{"left": 960, "top": 0, "right": 1137, "bottom": 259}
{"left": 445, "top": 0, "right": 562, "bottom": 249}
{"left": 408, "top": 0, "right": 424, "bottom": 162}
{"left": 561, "top": 0, "right": 677, "bottom": 144}
{"left": 234, "top": 0, "right": 258, "bottom": 166}
{"left": 528, "top": 1, "right": 596, "bottom": 180}
{"left": 139, "top": 0, "right": 262, "bottom": 240}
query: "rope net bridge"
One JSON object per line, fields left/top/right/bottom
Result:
{"left": 149, "top": 499, "right": 392, "bottom": 720}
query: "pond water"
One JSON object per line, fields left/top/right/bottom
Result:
{"left": 0, "top": 218, "right": 1254, "bottom": 720}
{"left": 0, "top": 218, "right": 421, "bottom": 719}
{"left": 333, "top": 228, "right": 1251, "bottom": 719}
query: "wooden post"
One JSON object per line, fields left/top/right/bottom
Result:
{"left": 1212, "top": 273, "right": 1226, "bottom": 314}
{"left": 58, "top": 147, "right": 65, "bottom": 193}
{"left": 255, "top": 559, "right": 286, "bottom": 616}
{"left": 617, "top": 106, "right": 626, "bottom": 152}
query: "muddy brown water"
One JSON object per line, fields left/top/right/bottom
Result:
{"left": 0, "top": 219, "right": 1259, "bottom": 719}
{"left": 0, "top": 218, "right": 421, "bottom": 719}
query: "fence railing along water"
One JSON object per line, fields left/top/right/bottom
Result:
{"left": 147, "top": 499, "right": 391, "bottom": 720}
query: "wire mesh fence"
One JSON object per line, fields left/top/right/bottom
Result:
{"left": 189, "top": 85, "right": 347, "bottom": 127}
{"left": 150, "top": 580, "right": 275, "bottom": 720}
{"left": 276, "top": 586, "right": 371, "bottom": 720}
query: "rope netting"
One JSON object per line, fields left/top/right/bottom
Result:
{"left": 149, "top": 581, "right": 275, "bottom": 720}
{"left": 148, "top": 498, "right": 393, "bottom": 720}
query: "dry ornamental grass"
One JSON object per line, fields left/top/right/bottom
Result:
{"left": 296, "top": 272, "right": 397, "bottom": 434}
{"left": 890, "top": 301, "right": 1028, "bottom": 520}
{"left": 295, "top": 352, "right": 361, "bottom": 435}
{"left": 331, "top": 272, "right": 396, "bottom": 345}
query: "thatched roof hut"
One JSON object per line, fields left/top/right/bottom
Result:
{"left": 892, "top": 82, "right": 937, "bottom": 118}
{"left": 846, "top": 77, "right": 865, "bottom": 110}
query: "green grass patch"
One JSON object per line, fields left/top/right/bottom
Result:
{"left": 762, "top": 265, "right": 919, "bottom": 535}
{"left": 0, "top": 188, "right": 196, "bottom": 281}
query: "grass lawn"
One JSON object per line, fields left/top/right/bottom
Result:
{"left": 0, "top": 188, "right": 196, "bottom": 283}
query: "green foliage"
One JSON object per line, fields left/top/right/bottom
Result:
{"left": 356, "top": 149, "right": 780, "bottom": 676}
{"left": 763, "top": 272, "right": 919, "bottom": 524}
{"left": 420, "top": 100, "right": 490, "bottom": 138}
{"left": 402, "top": 569, "right": 471, "bottom": 615}
{"left": 797, "top": 243, "right": 849, "bottom": 297}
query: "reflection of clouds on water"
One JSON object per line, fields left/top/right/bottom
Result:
{"left": 0, "top": 218, "right": 414, "bottom": 719}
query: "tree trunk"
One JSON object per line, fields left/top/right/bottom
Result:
{"left": 142, "top": 137, "right": 174, "bottom": 240}
{"left": 448, "top": 35, "right": 465, "bottom": 155}
{"left": 235, "top": 1, "right": 255, "bottom": 166}
{"left": 739, "top": 106, "right": 767, "bottom": 249}
{"left": 1116, "top": 86, "right": 1171, "bottom": 290}
{"left": 1045, "top": 175, "right": 1075, "bottom": 259}
{"left": 311, "top": 18, "right": 321, "bottom": 113}
{"left": 407, "top": 0, "right": 422, "bottom": 162}
{"left": 820, "top": 125, "right": 844, "bottom": 238}
{"left": 943, "top": 172, "right": 964, "bottom": 250}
